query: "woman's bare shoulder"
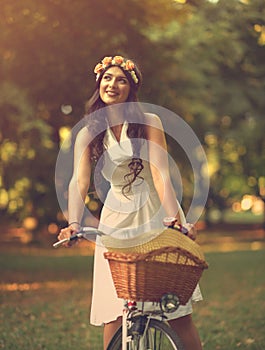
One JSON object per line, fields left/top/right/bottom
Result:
{"left": 144, "top": 112, "right": 163, "bottom": 129}
{"left": 75, "top": 126, "right": 92, "bottom": 147}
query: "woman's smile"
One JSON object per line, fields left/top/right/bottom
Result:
{"left": 106, "top": 90, "right": 118, "bottom": 97}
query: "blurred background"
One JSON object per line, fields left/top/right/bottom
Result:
{"left": 0, "top": 0, "right": 264, "bottom": 245}
{"left": 1, "top": 2, "right": 265, "bottom": 349}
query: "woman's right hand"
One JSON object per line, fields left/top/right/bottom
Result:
{"left": 57, "top": 224, "right": 80, "bottom": 247}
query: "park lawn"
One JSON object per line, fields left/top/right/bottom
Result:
{"left": 0, "top": 251, "right": 100, "bottom": 350}
{"left": 194, "top": 250, "right": 265, "bottom": 350}
{"left": 0, "top": 248, "right": 264, "bottom": 350}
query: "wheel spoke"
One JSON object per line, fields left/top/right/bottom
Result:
{"left": 107, "top": 318, "right": 184, "bottom": 350}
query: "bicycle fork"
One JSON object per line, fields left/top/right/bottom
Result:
{"left": 122, "top": 307, "right": 128, "bottom": 350}
{"left": 122, "top": 304, "right": 153, "bottom": 350}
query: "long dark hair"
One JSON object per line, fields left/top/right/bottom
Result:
{"left": 85, "top": 58, "right": 146, "bottom": 197}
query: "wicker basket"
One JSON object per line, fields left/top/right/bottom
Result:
{"left": 103, "top": 228, "right": 208, "bottom": 304}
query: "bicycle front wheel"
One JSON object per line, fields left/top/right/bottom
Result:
{"left": 107, "top": 318, "right": 184, "bottom": 350}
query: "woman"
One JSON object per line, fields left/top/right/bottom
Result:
{"left": 58, "top": 55, "right": 203, "bottom": 350}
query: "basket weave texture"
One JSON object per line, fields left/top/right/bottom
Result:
{"left": 103, "top": 228, "right": 208, "bottom": 304}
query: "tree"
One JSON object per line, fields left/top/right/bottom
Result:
{"left": 0, "top": 81, "right": 57, "bottom": 226}
{"left": 146, "top": 0, "right": 265, "bottom": 222}
{"left": 0, "top": 0, "right": 195, "bottom": 226}
{"left": 0, "top": 0, "right": 264, "bottom": 227}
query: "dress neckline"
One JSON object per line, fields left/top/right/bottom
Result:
{"left": 103, "top": 120, "right": 133, "bottom": 163}
{"left": 107, "top": 120, "right": 129, "bottom": 145}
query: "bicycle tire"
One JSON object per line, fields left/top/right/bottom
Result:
{"left": 107, "top": 318, "right": 184, "bottom": 350}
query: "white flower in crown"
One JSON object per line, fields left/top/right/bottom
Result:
{"left": 93, "top": 56, "right": 139, "bottom": 84}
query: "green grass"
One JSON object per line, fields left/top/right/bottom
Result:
{"left": 194, "top": 250, "right": 265, "bottom": 349}
{"left": 0, "top": 248, "right": 264, "bottom": 350}
{"left": 0, "top": 251, "right": 101, "bottom": 350}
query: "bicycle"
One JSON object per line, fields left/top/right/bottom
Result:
{"left": 53, "top": 221, "right": 208, "bottom": 350}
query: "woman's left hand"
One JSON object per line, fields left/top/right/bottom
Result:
{"left": 183, "top": 223, "right": 197, "bottom": 240}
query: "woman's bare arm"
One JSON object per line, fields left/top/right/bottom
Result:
{"left": 58, "top": 127, "right": 92, "bottom": 242}
{"left": 145, "top": 113, "right": 182, "bottom": 222}
{"left": 68, "top": 127, "right": 92, "bottom": 228}
{"left": 145, "top": 113, "right": 197, "bottom": 239}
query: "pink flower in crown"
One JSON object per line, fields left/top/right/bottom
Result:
{"left": 125, "top": 60, "right": 135, "bottom": 71}
{"left": 94, "top": 63, "right": 103, "bottom": 74}
{"left": 102, "top": 56, "right": 113, "bottom": 67}
{"left": 113, "top": 56, "right": 124, "bottom": 65}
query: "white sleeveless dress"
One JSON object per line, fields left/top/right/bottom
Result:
{"left": 90, "top": 121, "right": 202, "bottom": 326}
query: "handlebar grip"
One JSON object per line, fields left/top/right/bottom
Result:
{"left": 174, "top": 224, "right": 189, "bottom": 235}
{"left": 53, "top": 233, "right": 80, "bottom": 248}
{"left": 53, "top": 238, "right": 70, "bottom": 248}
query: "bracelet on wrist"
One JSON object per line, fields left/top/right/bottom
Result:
{"left": 68, "top": 221, "right": 81, "bottom": 227}
{"left": 163, "top": 216, "right": 178, "bottom": 227}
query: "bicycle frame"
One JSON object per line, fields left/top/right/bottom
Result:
{"left": 53, "top": 225, "right": 188, "bottom": 350}
{"left": 119, "top": 296, "right": 180, "bottom": 350}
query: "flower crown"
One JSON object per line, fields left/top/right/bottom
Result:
{"left": 94, "top": 56, "right": 139, "bottom": 84}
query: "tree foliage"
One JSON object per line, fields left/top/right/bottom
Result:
{"left": 147, "top": 0, "right": 265, "bottom": 217}
{"left": 0, "top": 0, "right": 264, "bottom": 227}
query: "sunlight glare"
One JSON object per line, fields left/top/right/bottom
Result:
{"left": 241, "top": 195, "right": 253, "bottom": 211}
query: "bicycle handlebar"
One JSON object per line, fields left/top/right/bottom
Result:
{"left": 53, "top": 227, "right": 103, "bottom": 248}
{"left": 163, "top": 217, "right": 189, "bottom": 235}
{"left": 53, "top": 219, "right": 189, "bottom": 249}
